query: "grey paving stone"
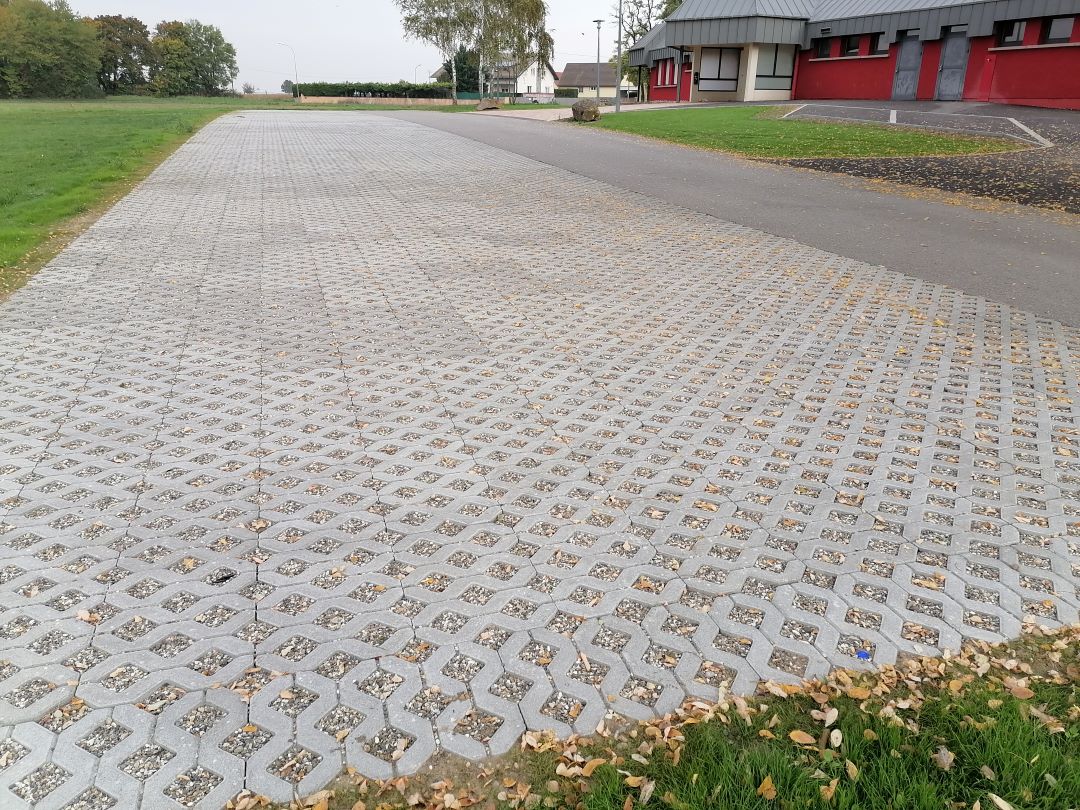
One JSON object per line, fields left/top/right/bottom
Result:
{"left": 1, "top": 109, "right": 1077, "bottom": 807}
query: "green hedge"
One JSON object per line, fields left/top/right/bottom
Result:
{"left": 299, "top": 81, "right": 452, "bottom": 98}
{"left": 554, "top": 87, "right": 579, "bottom": 98}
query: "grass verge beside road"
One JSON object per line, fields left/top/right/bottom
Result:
{"left": 0, "top": 97, "right": 552, "bottom": 294}
{"left": 239, "top": 624, "right": 1078, "bottom": 810}
{"left": 592, "top": 105, "right": 1017, "bottom": 159}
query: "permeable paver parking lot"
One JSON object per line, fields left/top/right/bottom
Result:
{"left": 1, "top": 111, "right": 1078, "bottom": 809}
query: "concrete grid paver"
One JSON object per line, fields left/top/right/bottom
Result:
{"left": 1, "top": 110, "right": 1078, "bottom": 808}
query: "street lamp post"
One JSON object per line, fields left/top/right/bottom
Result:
{"left": 593, "top": 19, "right": 602, "bottom": 100}
{"left": 414, "top": 63, "right": 423, "bottom": 83}
{"left": 278, "top": 42, "right": 299, "bottom": 98}
{"left": 615, "top": 0, "right": 624, "bottom": 112}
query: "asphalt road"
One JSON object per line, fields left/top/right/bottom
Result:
{"left": 389, "top": 111, "right": 1080, "bottom": 326}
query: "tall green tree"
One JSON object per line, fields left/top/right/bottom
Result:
{"left": 472, "top": 0, "right": 552, "bottom": 98}
{"left": 148, "top": 19, "right": 238, "bottom": 96}
{"left": 0, "top": 0, "right": 101, "bottom": 98}
{"left": 440, "top": 45, "right": 479, "bottom": 93}
{"left": 92, "top": 14, "right": 150, "bottom": 94}
{"left": 396, "top": 0, "right": 475, "bottom": 103}
{"left": 660, "top": 0, "right": 682, "bottom": 17}
{"left": 614, "top": 0, "right": 664, "bottom": 100}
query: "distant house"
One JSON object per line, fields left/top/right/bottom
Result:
{"left": 431, "top": 60, "right": 558, "bottom": 97}
{"left": 556, "top": 62, "right": 636, "bottom": 99}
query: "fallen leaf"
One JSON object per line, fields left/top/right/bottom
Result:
{"left": 756, "top": 775, "right": 777, "bottom": 801}
{"left": 1010, "top": 686, "right": 1034, "bottom": 700}
{"left": 845, "top": 760, "right": 859, "bottom": 781}
{"left": 820, "top": 778, "right": 839, "bottom": 803}
{"left": 625, "top": 776, "right": 644, "bottom": 788}
{"left": 789, "top": 730, "right": 816, "bottom": 745}
{"left": 581, "top": 758, "right": 606, "bottom": 777}
{"left": 932, "top": 746, "right": 955, "bottom": 771}
{"left": 988, "top": 794, "right": 1014, "bottom": 810}
{"left": 980, "top": 765, "right": 996, "bottom": 781}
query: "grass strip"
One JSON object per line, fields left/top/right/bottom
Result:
{"left": 590, "top": 105, "right": 1017, "bottom": 159}
{"left": 230, "top": 623, "right": 1078, "bottom": 810}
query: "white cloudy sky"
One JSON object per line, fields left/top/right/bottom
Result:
{"left": 73, "top": 0, "right": 623, "bottom": 92}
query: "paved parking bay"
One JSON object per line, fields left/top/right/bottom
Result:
{"left": 1, "top": 111, "right": 1078, "bottom": 808}
{"left": 783, "top": 100, "right": 1080, "bottom": 212}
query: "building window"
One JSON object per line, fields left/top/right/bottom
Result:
{"left": 698, "top": 47, "right": 741, "bottom": 91}
{"left": 755, "top": 44, "right": 796, "bottom": 90}
{"left": 1042, "top": 16, "right": 1074, "bottom": 43}
{"left": 869, "top": 33, "right": 888, "bottom": 54}
{"left": 996, "top": 20, "right": 1026, "bottom": 45}
{"left": 814, "top": 37, "right": 831, "bottom": 58}
{"left": 841, "top": 35, "right": 861, "bottom": 56}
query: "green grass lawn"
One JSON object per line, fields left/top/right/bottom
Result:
{"left": 592, "top": 105, "right": 1016, "bottom": 159}
{"left": 0, "top": 95, "right": 548, "bottom": 292}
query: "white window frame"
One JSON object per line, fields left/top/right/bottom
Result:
{"left": 698, "top": 47, "right": 741, "bottom": 92}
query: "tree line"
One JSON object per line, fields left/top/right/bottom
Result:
{"left": 396, "top": 0, "right": 552, "bottom": 103}
{"left": 0, "top": 0, "right": 238, "bottom": 98}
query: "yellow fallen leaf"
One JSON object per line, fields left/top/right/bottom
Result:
{"left": 980, "top": 765, "right": 996, "bottom": 781}
{"left": 820, "top": 778, "right": 839, "bottom": 803}
{"left": 988, "top": 794, "right": 1014, "bottom": 810}
{"left": 756, "top": 775, "right": 777, "bottom": 800}
{"left": 789, "top": 730, "right": 816, "bottom": 745}
{"left": 846, "top": 686, "right": 871, "bottom": 700}
{"left": 581, "top": 758, "right": 606, "bottom": 777}
{"left": 845, "top": 760, "right": 859, "bottom": 781}
{"left": 625, "top": 775, "right": 644, "bottom": 788}
{"left": 1010, "top": 686, "right": 1034, "bottom": 700}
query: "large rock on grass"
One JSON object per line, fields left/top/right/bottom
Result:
{"left": 571, "top": 98, "right": 601, "bottom": 122}
{"left": 475, "top": 98, "right": 501, "bottom": 111}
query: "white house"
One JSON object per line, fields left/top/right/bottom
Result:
{"left": 488, "top": 59, "right": 559, "bottom": 97}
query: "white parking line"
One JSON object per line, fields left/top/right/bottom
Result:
{"left": 1007, "top": 117, "right": 1054, "bottom": 147}
{"left": 781, "top": 103, "right": 807, "bottom": 118}
{"left": 889, "top": 109, "right": 898, "bottom": 124}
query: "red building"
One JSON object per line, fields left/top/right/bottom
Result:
{"left": 628, "top": 0, "right": 1080, "bottom": 109}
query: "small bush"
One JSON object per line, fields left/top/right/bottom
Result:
{"left": 554, "top": 87, "right": 578, "bottom": 98}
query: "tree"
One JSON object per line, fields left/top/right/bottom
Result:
{"left": 660, "top": 0, "right": 682, "bottom": 17}
{"left": 281, "top": 78, "right": 294, "bottom": 95}
{"left": 241, "top": 81, "right": 254, "bottom": 94}
{"left": 440, "top": 45, "right": 478, "bottom": 93}
{"left": 148, "top": 19, "right": 238, "bottom": 97}
{"left": 0, "top": 0, "right": 101, "bottom": 98}
{"left": 92, "top": 14, "right": 150, "bottom": 94}
{"left": 613, "top": 0, "right": 663, "bottom": 100}
{"left": 396, "top": 0, "right": 475, "bottom": 103}
{"left": 472, "top": 0, "right": 552, "bottom": 98}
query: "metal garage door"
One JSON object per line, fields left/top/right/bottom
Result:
{"left": 935, "top": 28, "right": 970, "bottom": 100}
{"left": 892, "top": 33, "right": 922, "bottom": 100}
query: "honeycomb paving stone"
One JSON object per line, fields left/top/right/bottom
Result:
{"left": 1, "top": 110, "right": 1077, "bottom": 804}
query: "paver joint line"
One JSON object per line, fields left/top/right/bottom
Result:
{"left": 0, "top": 110, "right": 1077, "bottom": 809}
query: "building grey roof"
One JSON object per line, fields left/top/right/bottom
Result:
{"left": 629, "top": 23, "right": 681, "bottom": 65}
{"left": 556, "top": 62, "right": 620, "bottom": 87}
{"left": 667, "top": 0, "right": 820, "bottom": 21}
{"left": 660, "top": 0, "right": 1080, "bottom": 46}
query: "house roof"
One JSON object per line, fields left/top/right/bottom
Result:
{"left": 666, "top": 0, "right": 819, "bottom": 21}
{"left": 556, "top": 62, "right": 620, "bottom": 87}
{"left": 651, "top": 0, "right": 1079, "bottom": 47}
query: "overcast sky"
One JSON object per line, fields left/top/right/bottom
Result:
{"left": 72, "top": 0, "right": 624, "bottom": 92}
